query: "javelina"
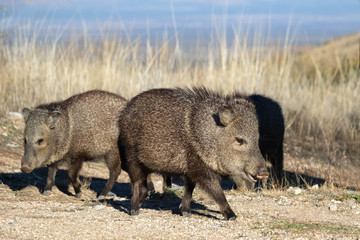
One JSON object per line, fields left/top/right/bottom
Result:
{"left": 119, "top": 87, "right": 269, "bottom": 220}
{"left": 21, "top": 90, "right": 126, "bottom": 198}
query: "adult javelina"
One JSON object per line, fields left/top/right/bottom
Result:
{"left": 229, "top": 94, "right": 285, "bottom": 189}
{"left": 119, "top": 87, "right": 269, "bottom": 220}
{"left": 21, "top": 90, "right": 126, "bottom": 198}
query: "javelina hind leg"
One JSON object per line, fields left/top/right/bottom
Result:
{"left": 43, "top": 163, "right": 58, "bottom": 195}
{"left": 68, "top": 159, "right": 84, "bottom": 198}
{"left": 180, "top": 177, "right": 195, "bottom": 217}
{"left": 272, "top": 145, "right": 284, "bottom": 186}
{"left": 199, "top": 179, "right": 236, "bottom": 220}
{"left": 99, "top": 149, "right": 122, "bottom": 197}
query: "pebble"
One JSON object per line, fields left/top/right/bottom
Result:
{"left": 93, "top": 205, "right": 106, "bottom": 211}
{"left": 8, "top": 112, "right": 23, "bottom": 118}
{"left": 287, "top": 187, "right": 302, "bottom": 195}
{"left": 6, "top": 143, "right": 18, "bottom": 148}
{"left": 329, "top": 205, "right": 337, "bottom": 211}
{"left": 311, "top": 184, "right": 319, "bottom": 190}
{"left": 294, "top": 188, "right": 302, "bottom": 195}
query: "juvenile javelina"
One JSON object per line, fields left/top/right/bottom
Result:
{"left": 21, "top": 90, "right": 126, "bottom": 197}
{"left": 119, "top": 87, "right": 269, "bottom": 220}
{"left": 229, "top": 94, "right": 285, "bottom": 189}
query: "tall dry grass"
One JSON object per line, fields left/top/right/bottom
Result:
{"left": 0, "top": 20, "right": 359, "bottom": 164}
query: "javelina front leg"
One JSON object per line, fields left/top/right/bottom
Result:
{"left": 43, "top": 163, "right": 58, "bottom": 195}
{"left": 181, "top": 177, "right": 195, "bottom": 217}
{"left": 200, "top": 179, "right": 236, "bottom": 220}
{"left": 130, "top": 179, "right": 148, "bottom": 216}
{"left": 68, "top": 159, "right": 84, "bottom": 198}
{"left": 99, "top": 150, "right": 122, "bottom": 197}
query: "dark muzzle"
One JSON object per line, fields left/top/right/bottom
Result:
{"left": 20, "top": 165, "right": 32, "bottom": 173}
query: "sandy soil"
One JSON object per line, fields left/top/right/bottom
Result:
{"left": 0, "top": 113, "right": 359, "bottom": 239}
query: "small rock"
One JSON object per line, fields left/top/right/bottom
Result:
{"left": 287, "top": 187, "right": 302, "bottom": 195}
{"left": 331, "top": 200, "right": 342, "bottom": 204}
{"left": 93, "top": 205, "right": 106, "bottom": 211}
{"left": 8, "top": 112, "right": 23, "bottom": 118}
{"left": 311, "top": 184, "right": 319, "bottom": 190}
{"left": 294, "top": 188, "right": 302, "bottom": 195}
{"left": 2, "top": 132, "right": 8, "bottom": 137}
{"left": 6, "top": 143, "right": 18, "bottom": 148}
{"left": 329, "top": 205, "right": 337, "bottom": 211}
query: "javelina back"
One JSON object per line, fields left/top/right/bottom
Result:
{"left": 119, "top": 87, "right": 269, "bottom": 220}
{"left": 229, "top": 94, "right": 285, "bottom": 189}
{"left": 21, "top": 90, "right": 126, "bottom": 197}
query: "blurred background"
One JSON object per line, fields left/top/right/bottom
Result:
{"left": 1, "top": 0, "right": 360, "bottom": 45}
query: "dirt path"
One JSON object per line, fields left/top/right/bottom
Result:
{"left": 0, "top": 113, "right": 359, "bottom": 239}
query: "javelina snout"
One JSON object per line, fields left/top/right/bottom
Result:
{"left": 20, "top": 165, "right": 32, "bottom": 173}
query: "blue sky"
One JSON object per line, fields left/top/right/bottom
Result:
{"left": 1, "top": 0, "right": 360, "bottom": 44}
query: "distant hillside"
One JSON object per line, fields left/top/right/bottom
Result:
{"left": 294, "top": 32, "right": 360, "bottom": 82}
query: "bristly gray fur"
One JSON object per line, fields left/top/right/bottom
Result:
{"left": 119, "top": 86, "right": 268, "bottom": 220}
{"left": 21, "top": 90, "right": 126, "bottom": 198}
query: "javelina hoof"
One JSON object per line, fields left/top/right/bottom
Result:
{"left": 75, "top": 192, "right": 82, "bottom": 198}
{"left": 97, "top": 191, "right": 116, "bottom": 200}
{"left": 130, "top": 210, "right": 139, "bottom": 216}
{"left": 42, "top": 190, "right": 52, "bottom": 196}
{"left": 106, "top": 191, "right": 116, "bottom": 197}
{"left": 223, "top": 209, "right": 237, "bottom": 220}
{"left": 181, "top": 211, "right": 192, "bottom": 218}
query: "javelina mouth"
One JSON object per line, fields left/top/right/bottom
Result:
{"left": 245, "top": 172, "right": 257, "bottom": 183}
{"left": 245, "top": 171, "right": 269, "bottom": 182}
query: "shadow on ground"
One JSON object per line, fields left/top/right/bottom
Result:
{"left": 0, "top": 168, "right": 329, "bottom": 219}
{"left": 0, "top": 168, "right": 217, "bottom": 219}
{"left": 0, "top": 168, "right": 130, "bottom": 198}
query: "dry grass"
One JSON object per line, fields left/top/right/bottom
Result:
{"left": 0, "top": 20, "right": 359, "bottom": 171}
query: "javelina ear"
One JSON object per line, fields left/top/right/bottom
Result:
{"left": 22, "top": 108, "right": 31, "bottom": 122}
{"left": 218, "top": 106, "right": 237, "bottom": 126}
{"left": 46, "top": 111, "right": 61, "bottom": 129}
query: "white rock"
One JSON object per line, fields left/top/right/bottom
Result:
{"left": 311, "top": 184, "right": 319, "bottom": 190}
{"left": 329, "top": 205, "right": 337, "bottom": 211}
{"left": 93, "top": 205, "right": 106, "bottom": 211}
{"left": 6, "top": 143, "right": 18, "bottom": 148}
{"left": 294, "top": 188, "right": 302, "bottom": 195}
{"left": 8, "top": 112, "right": 23, "bottom": 118}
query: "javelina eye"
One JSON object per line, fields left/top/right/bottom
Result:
{"left": 24, "top": 138, "right": 27, "bottom": 145}
{"left": 235, "top": 137, "right": 245, "bottom": 145}
{"left": 36, "top": 139, "right": 44, "bottom": 145}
